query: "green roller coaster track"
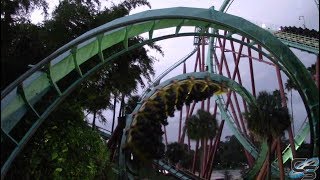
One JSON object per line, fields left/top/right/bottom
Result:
{"left": 94, "top": 128, "right": 196, "bottom": 180}
{"left": 122, "top": 71, "right": 311, "bottom": 179}
{"left": 120, "top": 72, "right": 258, "bottom": 178}
{"left": 1, "top": 6, "right": 319, "bottom": 179}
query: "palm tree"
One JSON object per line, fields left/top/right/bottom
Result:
{"left": 244, "top": 91, "right": 291, "bottom": 180}
{"left": 125, "top": 95, "right": 141, "bottom": 114}
{"left": 186, "top": 109, "right": 217, "bottom": 175}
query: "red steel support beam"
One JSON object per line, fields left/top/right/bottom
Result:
{"left": 246, "top": 38, "right": 256, "bottom": 97}
{"left": 180, "top": 45, "right": 200, "bottom": 145}
{"left": 212, "top": 103, "right": 218, "bottom": 118}
{"left": 233, "top": 92, "right": 247, "bottom": 135}
{"left": 218, "top": 48, "right": 275, "bottom": 66}
{"left": 217, "top": 31, "right": 228, "bottom": 74}
{"left": 229, "top": 39, "right": 249, "bottom": 113}
{"left": 229, "top": 38, "right": 255, "bottom": 165}
{"left": 275, "top": 65, "right": 296, "bottom": 158}
{"left": 194, "top": 46, "right": 200, "bottom": 72}
{"left": 258, "top": 44, "right": 264, "bottom": 61}
{"left": 198, "top": 49, "right": 202, "bottom": 72}
{"left": 216, "top": 37, "right": 245, "bottom": 132}
{"left": 215, "top": 40, "right": 255, "bottom": 168}
{"left": 212, "top": 35, "right": 255, "bottom": 170}
{"left": 189, "top": 101, "right": 196, "bottom": 116}
{"left": 206, "top": 120, "right": 225, "bottom": 179}
{"left": 276, "top": 137, "right": 285, "bottom": 180}
{"left": 275, "top": 66, "right": 287, "bottom": 106}
{"left": 180, "top": 105, "right": 190, "bottom": 144}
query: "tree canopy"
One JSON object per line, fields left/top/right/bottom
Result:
{"left": 1, "top": 0, "right": 162, "bottom": 178}
{"left": 244, "top": 91, "right": 291, "bottom": 140}
{"left": 187, "top": 109, "right": 218, "bottom": 140}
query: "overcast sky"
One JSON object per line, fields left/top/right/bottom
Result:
{"left": 31, "top": 0, "right": 319, "bottom": 144}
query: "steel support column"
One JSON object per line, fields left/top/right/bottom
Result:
{"left": 276, "top": 137, "right": 285, "bottom": 180}
{"left": 275, "top": 65, "right": 297, "bottom": 159}
{"left": 206, "top": 120, "right": 225, "bottom": 179}
{"left": 247, "top": 39, "right": 256, "bottom": 97}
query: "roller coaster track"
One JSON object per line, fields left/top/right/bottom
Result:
{"left": 140, "top": 35, "right": 312, "bottom": 177}
{"left": 95, "top": 126, "right": 112, "bottom": 140}
{"left": 1, "top": 7, "right": 318, "bottom": 179}
{"left": 153, "top": 160, "right": 200, "bottom": 180}
{"left": 120, "top": 72, "right": 258, "bottom": 179}
{"left": 216, "top": 94, "right": 311, "bottom": 178}
{"left": 273, "top": 31, "right": 319, "bottom": 54}
{"left": 94, "top": 127, "right": 196, "bottom": 180}
{"left": 94, "top": 92, "right": 310, "bottom": 179}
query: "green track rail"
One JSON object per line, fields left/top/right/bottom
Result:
{"left": 1, "top": 7, "right": 318, "bottom": 178}
{"left": 245, "top": 141, "right": 268, "bottom": 179}
{"left": 273, "top": 31, "right": 319, "bottom": 54}
{"left": 95, "top": 127, "right": 195, "bottom": 180}
{"left": 153, "top": 160, "right": 194, "bottom": 180}
{"left": 121, "top": 72, "right": 258, "bottom": 179}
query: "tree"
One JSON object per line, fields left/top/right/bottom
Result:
{"left": 0, "top": 0, "right": 104, "bottom": 89}
{"left": 186, "top": 109, "right": 217, "bottom": 175}
{"left": 165, "top": 142, "right": 193, "bottom": 169}
{"left": 244, "top": 91, "right": 291, "bottom": 180}
{"left": 2, "top": 0, "right": 161, "bottom": 178}
{"left": 307, "top": 63, "right": 316, "bottom": 77}
{"left": 285, "top": 62, "right": 315, "bottom": 135}
{"left": 5, "top": 100, "right": 110, "bottom": 179}
{"left": 125, "top": 95, "right": 141, "bottom": 114}
{"left": 215, "top": 136, "right": 247, "bottom": 169}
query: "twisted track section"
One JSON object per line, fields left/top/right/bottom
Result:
{"left": 120, "top": 72, "right": 257, "bottom": 178}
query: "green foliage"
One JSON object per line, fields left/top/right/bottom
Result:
{"left": 2, "top": 0, "right": 159, "bottom": 179}
{"left": 6, "top": 101, "right": 109, "bottom": 179}
{"left": 125, "top": 95, "right": 141, "bottom": 114}
{"left": 1, "top": 22, "right": 51, "bottom": 88}
{"left": 215, "top": 136, "right": 247, "bottom": 169}
{"left": 1, "top": 0, "right": 49, "bottom": 23}
{"left": 244, "top": 91, "right": 291, "bottom": 140}
{"left": 285, "top": 78, "right": 297, "bottom": 91}
{"left": 165, "top": 142, "right": 194, "bottom": 169}
{"left": 307, "top": 63, "right": 316, "bottom": 76}
{"left": 285, "top": 63, "right": 316, "bottom": 92}
{"left": 166, "top": 142, "right": 186, "bottom": 164}
{"left": 187, "top": 109, "right": 217, "bottom": 140}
